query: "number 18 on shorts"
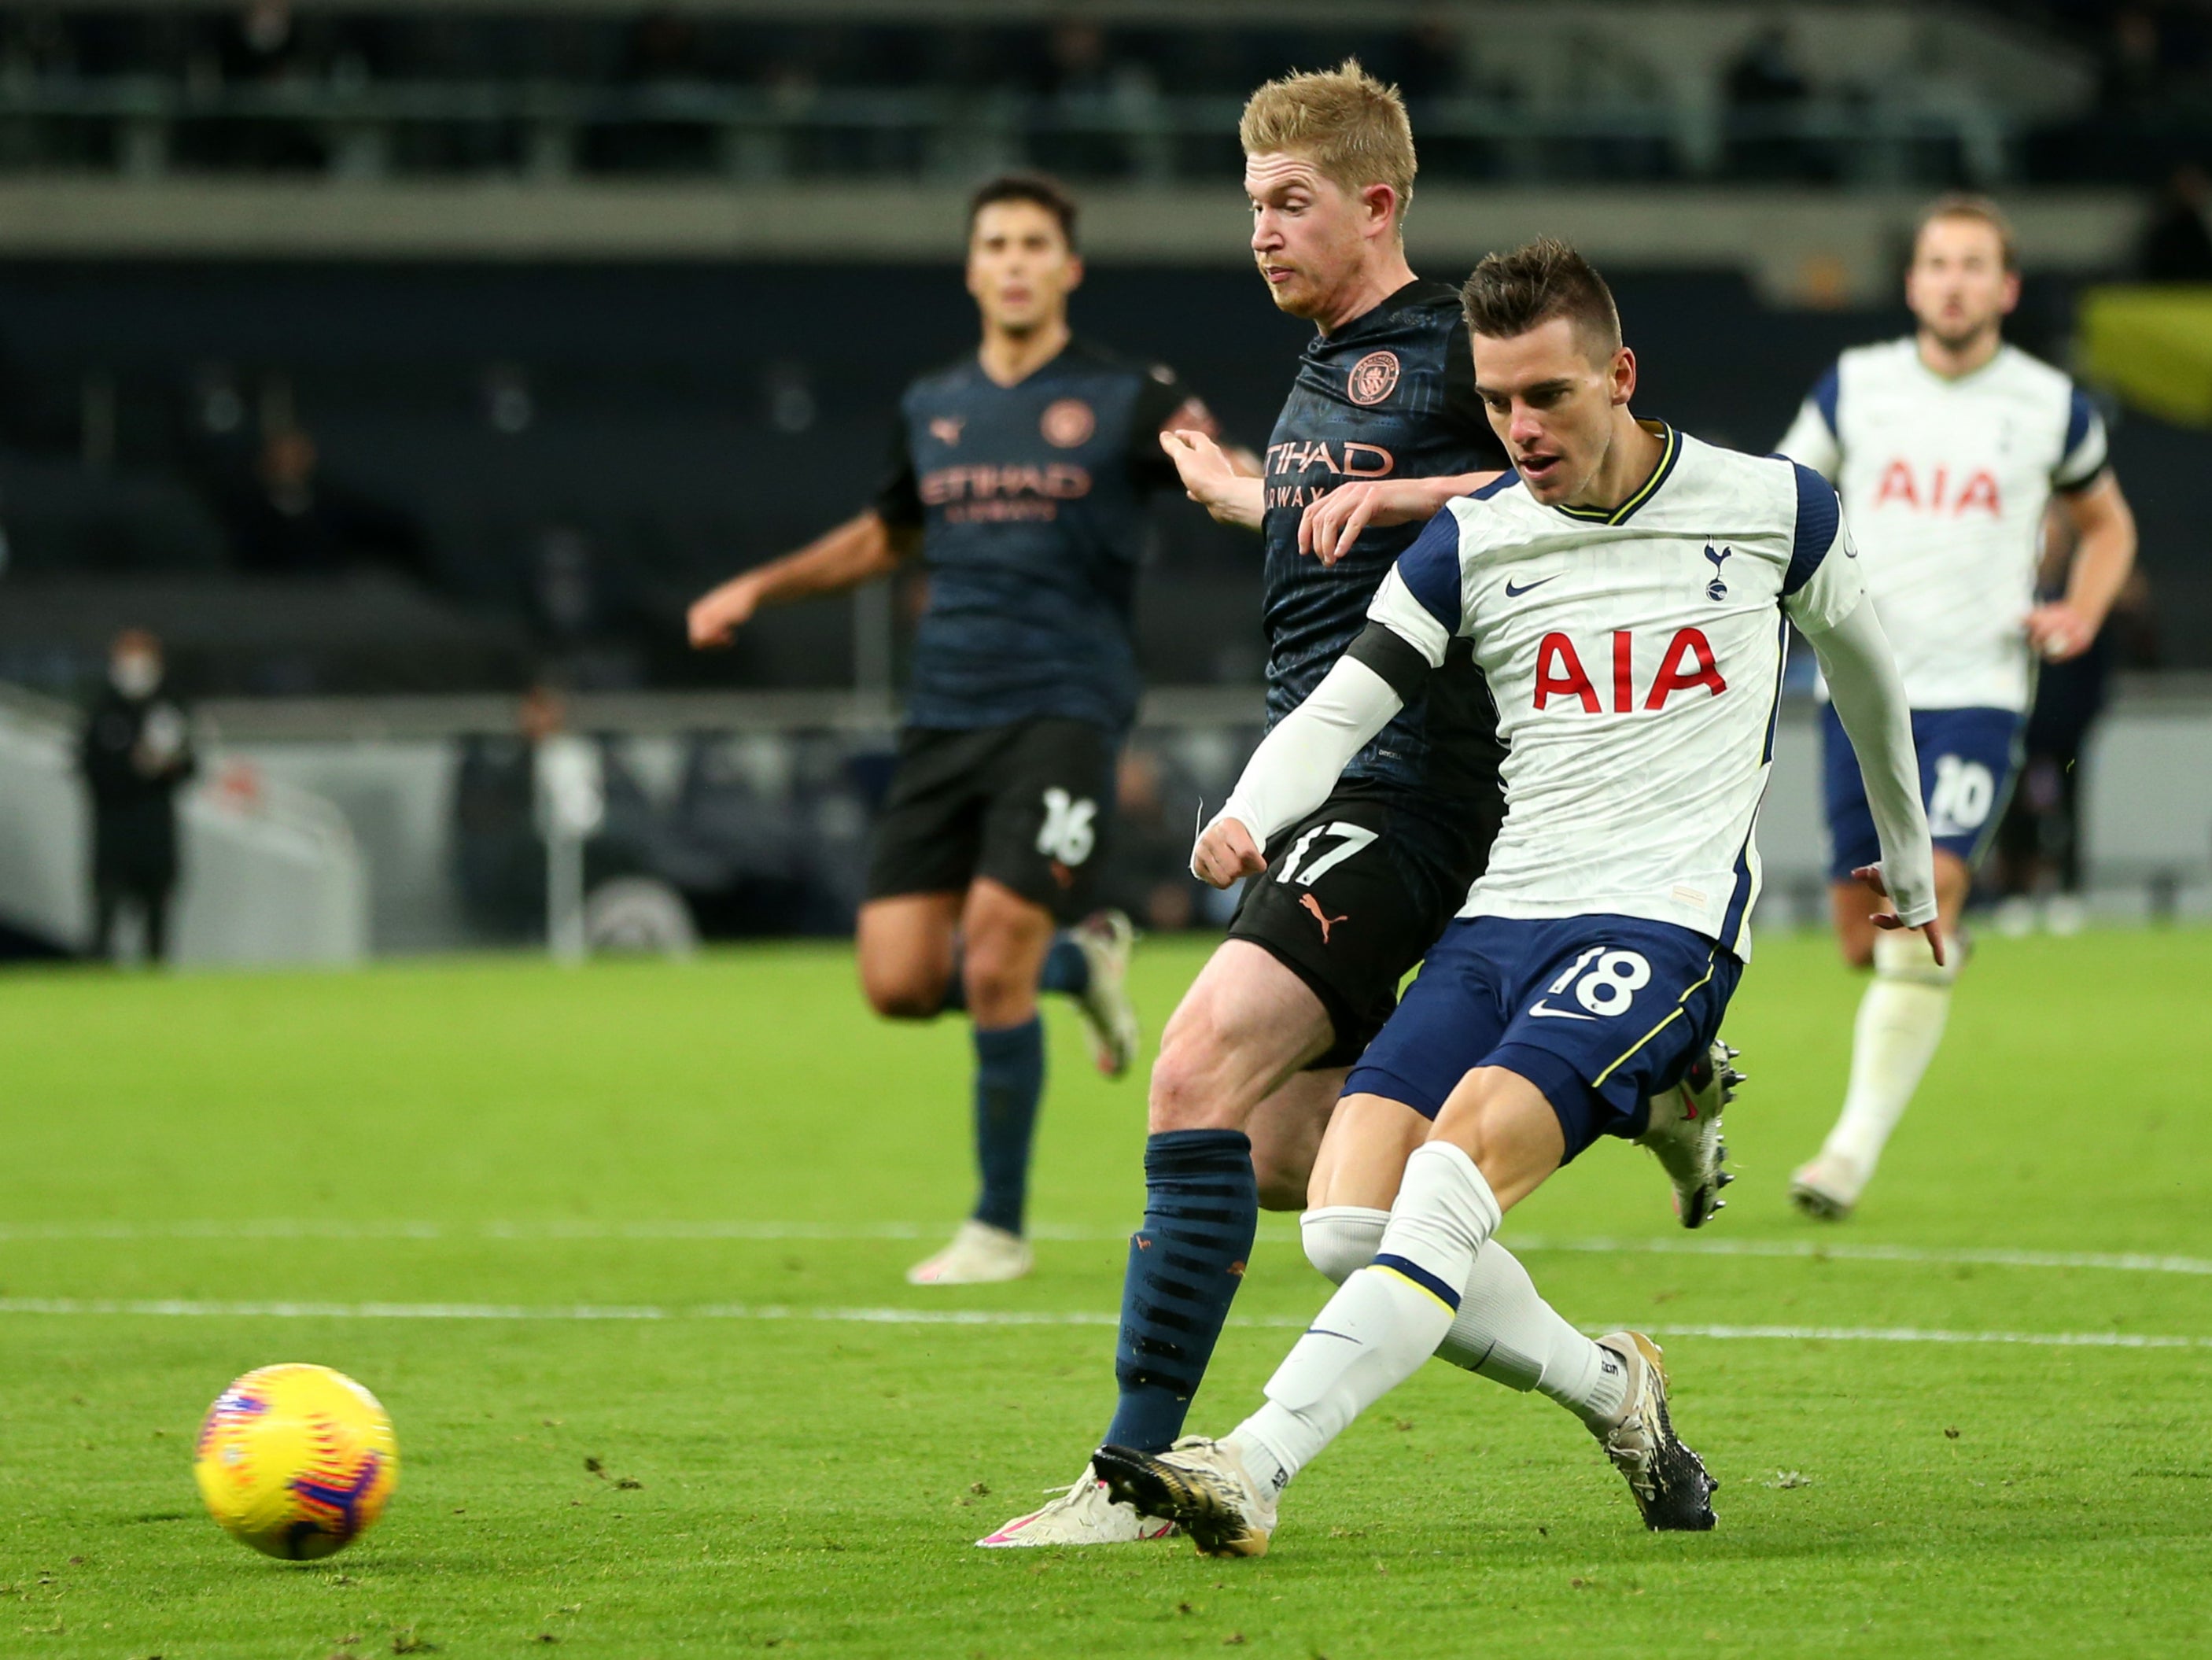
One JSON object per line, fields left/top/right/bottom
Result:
{"left": 1346, "top": 913, "right": 1744, "bottom": 1162}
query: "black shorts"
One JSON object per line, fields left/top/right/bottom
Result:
{"left": 865, "top": 718, "right": 1115, "bottom": 923}
{"left": 1228, "top": 784, "right": 1499, "bottom": 1069}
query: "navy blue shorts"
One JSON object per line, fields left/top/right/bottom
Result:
{"left": 1821, "top": 703, "right": 2023, "bottom": 882}
{"left": 1344, "top": 914, "right": 1742, "bottom": 1164}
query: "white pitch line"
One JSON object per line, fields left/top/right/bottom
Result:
{"left": 3, "top": 1219, "right": 2210, "bottom": 1279}
{"left": 0, "top": 1297, "right": 2204, "bottom": 1350}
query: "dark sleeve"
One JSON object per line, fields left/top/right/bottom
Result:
{"left": 871, "top": 410, "right": 924, "bottom": 529}
{"left": 1128, "top": 363, "right": 1225, "bottom": 492}
{"left": 1346, "top": 620, "right": 1437, "bottom": 705}
{"left": 1442, "top": 318, "right": 1509, "bottom": 469}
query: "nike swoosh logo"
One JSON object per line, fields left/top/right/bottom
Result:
{"left": 1302, "top": 1328, "right": 1361, "bottom": 1343}
{"left": 1527, "top": 1000, "right": 1598, "bottom": 1022}
{"left": 1503, "top": 574, "right": 1561, "bottom": 598}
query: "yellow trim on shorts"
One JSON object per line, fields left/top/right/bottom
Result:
{"left": 1365, "top": 1263, "right": 1458, "bottom": 1314}
{"left": 1591, "top": 950, "right": 1719, "bottom": 1089}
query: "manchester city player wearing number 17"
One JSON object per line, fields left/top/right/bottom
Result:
{"left": 1776, "top": 194, "right": 2139, "bottom": 1221}
{"left": 1093, "top": 240, "right": 1941, "bottom": 1553}
{"left": 689, "top": 174, "right": 1231, "bottom": 1286}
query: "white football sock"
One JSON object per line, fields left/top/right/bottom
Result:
{"left": 1439, "top": 1238, "right": 1628, "bottom": 1426}
{"left": 1237, "top": 1144, "right": 1499, "bottom": 1493}
{"left": 1822, "top": 928, "right": 1955, "bottom": 1183}
{"left": 1299, "top": 1201, "right": 1624, "bottom": 1425}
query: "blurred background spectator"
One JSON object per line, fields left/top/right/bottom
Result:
{"left": 79, "top": 627, "right": 195, "bottom": 962}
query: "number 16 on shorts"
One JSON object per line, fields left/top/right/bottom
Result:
{"left": 1528, "top": 946, "right": 1653, "bottom": 1021}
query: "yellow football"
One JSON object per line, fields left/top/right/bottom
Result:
{"left": 193, "top": 1363, "right": 399, "bottom": 1560}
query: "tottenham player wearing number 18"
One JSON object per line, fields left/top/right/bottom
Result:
{"left": 1776, "top": 194, "right": 2139, "bottom": 1221}
{"left": 1093, "top": 240, "right": 1941, "bottom": 1555}
{"left": 689, "top": 174, "right": 1233, "bottom": 1286}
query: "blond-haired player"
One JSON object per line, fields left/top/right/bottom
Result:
{"left": 1779, "top": 195, "right": 2137, "bottom": 1219}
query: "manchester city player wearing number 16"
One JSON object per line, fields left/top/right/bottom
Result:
{"left": 1093, "top": 240, "right": 1940, "bottom": 1554}
{"left": 689, "top": 173, "right": 1233, "bottom": 1286}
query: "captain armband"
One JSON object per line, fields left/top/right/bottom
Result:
{"left": 1345, "top": 622, "right": 1436, "bottom": 706}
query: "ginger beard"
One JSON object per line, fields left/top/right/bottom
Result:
{"left": 1905, "top": 217, "right": 2018, "bottom": 359}
{"left": 1244, "top": 150, "right": 1388, "bottom": 324}
{"left": 966, "top": 201, "right": 1082, "bottom": 341}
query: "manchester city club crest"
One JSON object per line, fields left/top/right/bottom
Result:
{"left": 1346, "top": 350, "right": 1401, "bottom": 406}
{"left": 1704, "top": 543, "right": 1731, "bottom": 600}
{"left": 1040, "top": 398, "right": 1095, "bottom": 448}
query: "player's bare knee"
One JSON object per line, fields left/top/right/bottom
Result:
{"left": 1838, "top": 936, "right": 1876, "bottom": 971}
{"left": 861, "top": 964, "right": 944, "bottom": 1022}
{"left": 1146, "top": 1025, "right": 1243, "bottom": 1134}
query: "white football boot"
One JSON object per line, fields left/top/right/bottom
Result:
{"left": 1591, "top": 1331, "right": 1718, "bottom": 1532}
{"left": 905, "top": 1219, "right": 1032, "bottom": 1286}
{"left": 1789, "top": 1150, "right": 1865, "bottom": 1221}
{"left": 974, "top": 1463, "right": 1177, "bottom": 1547}
{"left": 1070, "top": 909, "right": 1140, "bottom": 1079}
{"left": 1637, "top": 1040, "right": 1744, "bottom": 1229}
{"left": 1092, "top": 1436, "right": 1277, "bottom": 1558}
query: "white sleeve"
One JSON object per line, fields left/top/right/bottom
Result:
{"left": 1775, "top": 364, "right": 1842, "bottom": 481}
{"left": 1801, "top": 596, "right": 1937, "bottom": 927}
{"left": 1202, "top": 656, "right": 1404, "bottom": 865}
{"left": 1199, "top": 506, "right": 1464, "bottom": 865}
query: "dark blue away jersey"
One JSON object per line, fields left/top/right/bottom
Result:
{"left": 1263, "top": 278, "right": 1510, "bottom": 813}
{"left": 876, "top": 340, "right": 1212, "bottom": 735}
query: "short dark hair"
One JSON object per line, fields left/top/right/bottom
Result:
{"left": 968, "top": 171, "right": 1079, "bottom": 250}
{"left": 1460, "top": 237, "right": 1621, "bottom": 361}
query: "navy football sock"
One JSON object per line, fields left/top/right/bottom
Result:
{"left": 971, "top": 1017, "right": 1046, "bottom": 1235}
{"left": 1038, "top": 933, "right": 1091, "bottom": 997}
{"left": 1103, "top": 1129, "right": 1259, "bottom": 1454}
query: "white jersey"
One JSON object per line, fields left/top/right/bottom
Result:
{"left": 1777, "top": 338, "right": 2107, "bottom": 714}
{"left": 1368, "top": 425, "right": 1864, "bottom": 960}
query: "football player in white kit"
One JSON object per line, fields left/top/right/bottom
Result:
{"left": 1777, "top": 194, "right": 2138, "bottom": 1220}
{"left": 1089, "top": 239, "right": 1940, "bottom": 1554}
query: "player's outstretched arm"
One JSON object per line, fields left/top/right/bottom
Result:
{"left": 1160, "top": 428, "right": 1265, "bottom": 530}
{"left": 2027, "top": 473, "right": 2136, "bottom": 663}
{"left": 1297, "top": 472, "right": 1502, "bottom": 567}
{"left": 1802, "top": 597, "right": 1945, "bottom": 962}
{"left": 1193, "top": 651, "right": 1406, "bottom": 887}
{"left": 687, "top": 511, "right": 918, "bottom": 648}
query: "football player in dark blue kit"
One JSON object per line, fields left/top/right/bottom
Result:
{"left": 689, "top": 174, "right": 1234, "bottom": 1288}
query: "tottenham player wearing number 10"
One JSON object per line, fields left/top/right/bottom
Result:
{"left": 1093, "top": 239, "right": 1941, "bottom": 1555}
{"left": 1776, "top": 194, "right": 2139, "bottom": 1222}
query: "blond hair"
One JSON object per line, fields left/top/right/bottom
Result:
{"left": 1239, "top": 58, "right": 1417, "bottom": 225}
{"left": 1915, "top": 192, "right": 2018, "bottom": 272}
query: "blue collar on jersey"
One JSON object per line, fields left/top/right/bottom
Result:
{"left": 1549, "top": 420, "right": 1681, "bottom": 526}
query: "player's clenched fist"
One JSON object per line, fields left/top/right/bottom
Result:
{"left": 688, "top": 575, "right": 763, "bottom": 648}
{"left": 1192, "top": 815, "right": 1266, "bottom": 888}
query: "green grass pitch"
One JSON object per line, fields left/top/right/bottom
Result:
{"left": 2, "top": 928, "right": 2210, "bottom": 1658}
